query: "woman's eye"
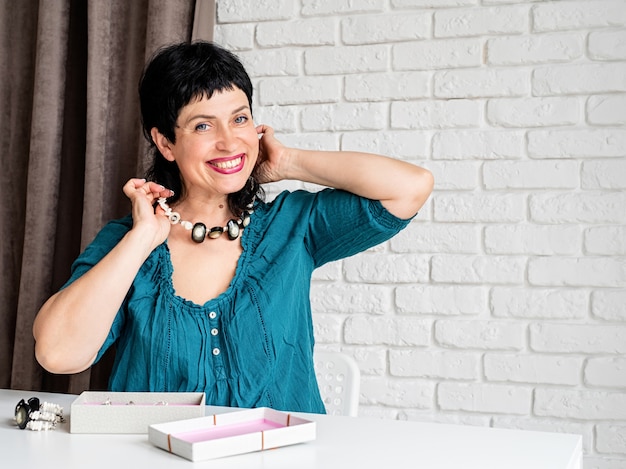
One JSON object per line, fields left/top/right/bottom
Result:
{"left": 234, "top": 115, "right": 248, "bottom": 124}
{"left": 195, "top": 123, "right": 210, "bottom": 131}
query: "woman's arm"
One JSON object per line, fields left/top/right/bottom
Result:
{"left": 256, "top": 125, "right": 434, "bottom": 219}
{"left": 32, "top": 179, "right": 173, "bottom": 374}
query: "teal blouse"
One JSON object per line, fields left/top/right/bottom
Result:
{"left": 65, "top": 189, "right": 412, "bottom": 413}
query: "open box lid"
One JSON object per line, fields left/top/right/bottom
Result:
{"left": 70, "top": 391, "right": 206, "bottom": 434}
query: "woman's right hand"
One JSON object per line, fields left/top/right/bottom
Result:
{"left": 33, "top": 178, "right": 176, "bottom": 374}
{"left": 122, "top": 178, "right": 174, "bottom": 250}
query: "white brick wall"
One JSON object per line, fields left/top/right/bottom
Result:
{"left": 214, "top": 1, "right": 626, "bottom": 467}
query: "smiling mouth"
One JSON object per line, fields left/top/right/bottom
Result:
{"left": 208, "top": 155, "right": 245, "bottom": 173}
{"left": 212, "top": 157, "right": 242, "bottom": 169}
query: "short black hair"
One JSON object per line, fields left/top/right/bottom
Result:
{"left": 140, "top": 41, "right": 261, "bottom": 211}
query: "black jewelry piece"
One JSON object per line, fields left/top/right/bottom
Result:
{"left": 158, "top": 197, "right": 254, "bottom": 244}
{"left": 15, "top": 397, "right": 41, "bottom": 429}
{"left": 14, "top": 396, "right": 64, "bottom": 430}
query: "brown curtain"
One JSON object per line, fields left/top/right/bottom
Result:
{"left": 0, "top": 0, "right": 215, "bottom": 394}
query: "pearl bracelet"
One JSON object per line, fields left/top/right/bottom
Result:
{"left": 14, "top": 397, "right": 64, "bottom": 431}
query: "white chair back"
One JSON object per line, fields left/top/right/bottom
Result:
{"left": 314, "top": 350, "right": 360, "bottom": 417}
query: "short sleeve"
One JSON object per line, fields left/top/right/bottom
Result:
{"left": 304, "top": 188, "right": 414, "bottom": 267}
{"left": 62, "top": 216, "right": 133, "bottom": 288}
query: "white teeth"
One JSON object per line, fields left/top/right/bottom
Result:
{"left": 212, "top": 157, "right": 242, "bottom": 169}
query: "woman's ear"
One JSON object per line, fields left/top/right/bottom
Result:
{"left": 151, "top": 128, "right": 175, "bottom": 162}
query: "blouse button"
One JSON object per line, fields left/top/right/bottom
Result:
{"left": 212, "top": 348, "right": 220, "bottom": 356}
{"left": 211, "top": 328, "right": 219, "bottom": 336}
{"left": 209, "top": 311, "right": 217, "bottom": 319}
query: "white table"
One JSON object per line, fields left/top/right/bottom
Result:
{"left": 1, "top": 389, "right": 582, "bottom": 468}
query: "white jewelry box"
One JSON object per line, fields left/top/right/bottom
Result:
{"left": 70, "top": 391, "right": 205, "bottom": 434}
{"left": 148, "top": 407, "right": 316, "bottom": 462}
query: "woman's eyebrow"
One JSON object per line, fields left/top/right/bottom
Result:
{"left": 185, "top": 105, "right": 251, "bottom": 124}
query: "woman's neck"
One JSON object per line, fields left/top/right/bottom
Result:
{"left": 171, "top": 193, "right": 233, "bottom": 223}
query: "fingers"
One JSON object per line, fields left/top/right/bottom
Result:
{"left": 123, "top": 178, "right": 145, "bottom": 194}
{"left": 123, "top": 178, "right": 174, "bottom": 200}
{"left": 256, "top": 124, "right": 273, "bottom": 137}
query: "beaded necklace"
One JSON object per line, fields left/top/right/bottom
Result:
{"left": 157, "top": 197, "right": 253, "bottom": 243}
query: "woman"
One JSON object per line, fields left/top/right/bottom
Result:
{"left": 33, "top": 42, "right": 434, "bottom": 413}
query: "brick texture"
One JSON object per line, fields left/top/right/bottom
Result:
{"left": 215, "top": 1, "right": 626, "bottom": 466}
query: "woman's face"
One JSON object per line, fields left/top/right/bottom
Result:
{"left": 160, "top": 87, "right": 258, "bottom": 199}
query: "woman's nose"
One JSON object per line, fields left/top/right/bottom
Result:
{"left": 215, "top": 126, "right": 236, "bottom": 151}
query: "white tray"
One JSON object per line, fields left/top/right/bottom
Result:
{"left": 148, "top": 407, "right": 316, "bottom": 462}
{"left": 70, "top": 391, "right": 205, "bottom": 434}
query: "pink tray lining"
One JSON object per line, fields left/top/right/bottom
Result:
{"left": 173, "top": 419, "right": 285, "bottom": 443}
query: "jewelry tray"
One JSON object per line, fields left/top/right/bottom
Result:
{"left": 148, "top": 407, "right": 316, "bottom": 462}
{"left": 70, "top": 391, "right": 205, "bottom": 434}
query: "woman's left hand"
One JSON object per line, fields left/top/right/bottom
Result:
{"left": 255, "top": 123, "right": 434, "bottom": 219}
{"left": 255, "top": 124, "right": 291, "bottom": 184}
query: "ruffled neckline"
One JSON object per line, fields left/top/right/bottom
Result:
{"left": 154, "top": 201, "right": 266, "bottom": 313}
